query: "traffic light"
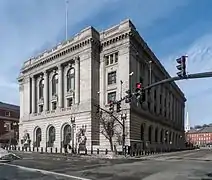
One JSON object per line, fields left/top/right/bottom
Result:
{"left": 116, "top": 101, "right": 121, "bottom": 113}
{"left": 125, "top": 90, "right": 132, "bottom": 103}
{"left": 176, "top": 55, "right": 187, "bottom": 77}
{"left": 135, "top": 82, "right": 142, "bottom": 99}
{"left": 109, "top": 101, "right": 114, "bottom": 112}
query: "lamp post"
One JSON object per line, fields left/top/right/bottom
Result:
{"left": 12, "top": 122, "right": 19, "bottom": 146}
{"left": 70, "top": 115, "right": 76, "bottom": 153}
{"left": 149, "top": 61, "right": 152, "bottom": 84}
{"left": 121, "top": 113, "right": 127, "bottom": 156}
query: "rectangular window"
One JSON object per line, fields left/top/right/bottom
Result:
{"left": 5, "top": 111, "right": 10, "bottom": 117}
{"left": 154, "top": 90, "right": 157, "bottom": 100}
{"left": 110, "top": 54, "right": 114, "bottom": 64}
{"left": 67, "top": 98, "right": 73, "bottom": 107}
{"left": 115, "top": 52, "right": 118, "bottom": 63}
{"left": 108, "top": 71, "right": 116, "bottom": 85}
{"left": 154, "top": 105, "right": 157, "bottom": 114}
{"left": 160, "top": 108, "right": 162, "bottom": 114}
{"left": 105, "top": 56, "right": 109, "bottom": 66}
{"left": 107, "top": 91, "right": 116, "bottom": 103}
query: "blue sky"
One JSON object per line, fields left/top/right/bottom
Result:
{"left": 0, "top": 0, "right": 212, "bottom": 126}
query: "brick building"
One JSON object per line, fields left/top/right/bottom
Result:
{"left": 186, "top": 126, "right": 212, "bottom": 146}
{"left": 0, "top": 102, "right": 20, "bottom": 146}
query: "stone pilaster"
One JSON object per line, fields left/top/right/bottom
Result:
{"left": 44, "top": 71, "right": 49, "bottom": 111}
{"left": 32, "top": 76, "right": 36, "bottom": 113}
{"left": 58, "top": 65, "right": 63, "bottom": 108}
{"left": 75, "top": 57, "right": 80, "bottom": 104}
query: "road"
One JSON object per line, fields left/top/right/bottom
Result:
{"left": 0, "top": 149, "right": 212, "bottom": 180}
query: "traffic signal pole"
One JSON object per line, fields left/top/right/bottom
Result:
{"left": 143, "top": 71, "right": 212, "bottom": 90}
{"left": 94, "top": 104, "right": 126, "bottom": 155}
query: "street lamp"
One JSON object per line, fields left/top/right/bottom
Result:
{"left": 148, "top": 61, "right": 152, "bottom": 84}
{"left": 121, "top": 113, "right": 127, "bottom": 156}
{"left": 12, "top": 122, "right": 19, "bottom": 145}
{"left": 129, "top": 72, "right": 134, "bottom": 91}
{"left": 70, "top": 115, "right": 76, "bottom": 153}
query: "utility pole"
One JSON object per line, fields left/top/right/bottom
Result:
{"left": 65, "top": 0, "right": 69, "bottom": 41}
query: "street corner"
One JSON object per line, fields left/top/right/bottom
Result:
{"left": 0, "top": 148, "right": 22, "bottom": 162}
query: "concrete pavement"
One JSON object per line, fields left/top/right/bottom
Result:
{"left": 1, "top": 149, "right": 212, "bottom": 179}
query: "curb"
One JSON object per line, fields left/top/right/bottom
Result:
{"left": 0, "top": 160, "right": 11, "bottom": 163}
{"left": 9, "top": 149, "right": 197, "bottom": 160}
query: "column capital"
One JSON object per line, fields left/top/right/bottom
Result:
{"left": 43, "top": 70, "right": 48, "bottom": 76}
{"left": 74, "top": 56, "right": 80, "bottom": 64}
{"left": 57, "top": 64, "right": 62, "bottom": 70}
{"left": 30, "top": 74, "right": 35, "bottom": 79}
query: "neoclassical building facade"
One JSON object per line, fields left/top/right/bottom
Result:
{"left": 18, "top": 19, "right": 186, "bottom": 152}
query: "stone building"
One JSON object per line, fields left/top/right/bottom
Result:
{"left": 18, "top": 19, "right": 186, "bottom": 153}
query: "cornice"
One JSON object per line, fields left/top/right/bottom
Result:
{"left": 21, "top": 38, "right": 99, "bottom": 74}
{"left": 100, "top": 31, "right": 131, "bottom": 50}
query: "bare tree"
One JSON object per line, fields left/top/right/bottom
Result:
{"left": 99, "top": 112, "right": 120, "bottom": 152}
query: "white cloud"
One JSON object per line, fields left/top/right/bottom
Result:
{"left": 162, "top": 34, "right": 212, "bottom": 126}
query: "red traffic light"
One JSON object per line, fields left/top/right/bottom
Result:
{"left": 136, "top": 82, "right": 142, "bottom": 89}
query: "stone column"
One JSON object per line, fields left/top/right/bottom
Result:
{"left": 19, "top": 81, "right": 24, "bottom": 119}
{"left": 58, "top": 65, "right": 63, "bottom": 108}
{"left": 32, "top": 76, "right": 36, "bottom": 113}
{"left": 75, "top": 57, "right": 80, "bottom": 104}
{"left": 44, "top": 71, "right": 49, "bottom": 111}
{"left": 100, "top": 55, "right": 105, "bottom": 106}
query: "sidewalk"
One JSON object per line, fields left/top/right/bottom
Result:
{"left": 9, "top": 149, "right": 197, "bottom": 160}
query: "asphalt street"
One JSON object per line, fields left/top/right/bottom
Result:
{"left": 0, "top": 149, "right": 212, "bottom": 180}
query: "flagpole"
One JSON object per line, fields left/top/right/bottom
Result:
{"left": 65, "top": 0, "right": 68, "bottom": 41}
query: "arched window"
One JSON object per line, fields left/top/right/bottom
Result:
{"left": 148, "top": 126, "right": 152, "bottom": 143}
{"left": 140, "top": 124, "right": 144, "bottom": 141}
{"left": 155, "top": 128, "right": 158, "bottom": 142}
{"left": 39, "top": 79, "right": 44, "bottom": 99}
{"left": 63, "top": 125, "right": 71, "bottom": 145}
{"left": 48, "top": 126, "right": 55, "bottom": 147}
{"left": 160, "top": 129, "right": 163, "bottom": 143}
{"left": 67, "top": 68, "right": 75, "bottom": 92}
{"left": 35, "top": 128, "right": 42, "bottom": 147}
{"left": 52, "top": 74, "right": 58, "bottom": 96}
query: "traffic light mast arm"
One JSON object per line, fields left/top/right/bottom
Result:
{"left": 143, "top": 71, "right": 212, "bottom": 90}
{"left": 94, "top": 104, "right": 123, "bottom": 126}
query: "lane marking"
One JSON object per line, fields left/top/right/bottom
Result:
{"left": 0, "top": 163, "right": 91, "bottom": 180}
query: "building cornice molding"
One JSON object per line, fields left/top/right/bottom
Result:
{"left": 21, "top": 37, "right": 99, "bottom": 74}
{"left": 100, "top": 31, "right": 131, "bottom": 50}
